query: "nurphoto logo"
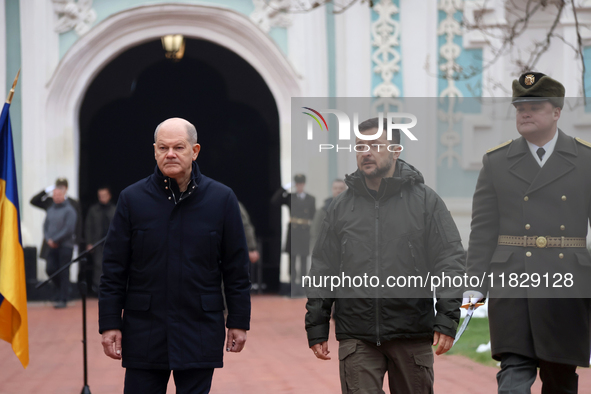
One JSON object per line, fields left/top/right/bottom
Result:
{"left": 301, "top": 108, "right": 418, "bottom": 152}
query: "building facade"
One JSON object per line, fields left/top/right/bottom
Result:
{"left": 3, "top": 0, "right": 591, "bottom": 288}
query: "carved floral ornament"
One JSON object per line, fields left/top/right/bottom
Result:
{"left": 52, "top": 0, "right": 97, "bottom": 36}
{"left": 250, "top": 0, "right": 293, "bottom": 33}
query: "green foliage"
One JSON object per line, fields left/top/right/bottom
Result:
{"left": 445, "top": 317, "right": 499, "bottom": 368}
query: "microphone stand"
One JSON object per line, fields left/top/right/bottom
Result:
{"left": 36, "top": 236, "right": 106, "bottom": 394}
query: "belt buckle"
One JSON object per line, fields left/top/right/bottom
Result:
{"left": 535, "top": 236, "right": 548, "bottom": 248}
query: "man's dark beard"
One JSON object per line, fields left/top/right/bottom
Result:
{"left": 361, "top": 153, "right": 394, "bottom": 179}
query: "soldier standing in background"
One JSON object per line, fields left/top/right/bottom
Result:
{"left": 85, "top": 186, "right": 116, "bottom": 295}
{"left": 272, "top": 174, "right": 315, "bottom": 295}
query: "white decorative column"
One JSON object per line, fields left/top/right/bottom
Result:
{"left": 437, "top": 0, "right": 463, "bottom": 169}
{"left": 399, "top": 0, "right": 439, "bottom": 188}
{"left": 371, "top": 0, "right": 401, "bottom": 98}
{"left": 20, "top": 0, "right": 67, "bottom": 279}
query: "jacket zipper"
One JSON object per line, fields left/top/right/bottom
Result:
{"left": 408, "top": 241, "right": 420, "bottom": 274}
{"left": 375, "top": 200, "right": 381, "bottom": 346}
{"left": 340, "top": 238, "right": 347, "bottom": 273}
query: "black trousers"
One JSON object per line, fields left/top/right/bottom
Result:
{"left": 497, "top": 353, "right": 578, "bottom": 394}
{"left": 124, "top": 368, "right": 214, "bottom": 394}
{"left": 45, "top": 246, "right": 73, "bottom": 303}
{"left": 290, "top": 253, "right": 308, "bottom": 295}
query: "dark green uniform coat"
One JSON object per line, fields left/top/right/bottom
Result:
{"left": 466, "top": 130, "right": 591, "bottom": 367}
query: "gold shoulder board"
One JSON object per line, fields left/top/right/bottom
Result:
{"left": 486, "top": 140, "right": 513, "bottom": 153}
{"left": 575, "top": 137, "right": 591, "bottom": 149}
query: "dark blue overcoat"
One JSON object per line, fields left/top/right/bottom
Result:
{"left": 99, "top": 162, "right": 251, "bottom": 370}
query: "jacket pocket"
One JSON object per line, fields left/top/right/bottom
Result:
{"left": 312, "top": 221, "right": 329, "bottom": 257}
{"left": 436, "top": 210, "right": 461, "bottom": 243}
{"left": 200, "top": 294, "right": 225, "bottom": 361}
{"left": 122, "top": 293, "right": 152, "bottom": 358}
{"left": 490, "top": 250, "right": 513, "bottom": 264}
{"left": 575, "top": 252, "right": 591, "bottom": 267}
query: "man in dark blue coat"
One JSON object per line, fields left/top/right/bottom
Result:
{"left": 99, "top": 118, "right": 251, "bottom": 393}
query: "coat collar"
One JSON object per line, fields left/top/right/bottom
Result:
{"left": 506, "top": 129, "right": 576, "bottom": 193}
{"left": 153, "top": 161, "right": 202, "bottom": 203}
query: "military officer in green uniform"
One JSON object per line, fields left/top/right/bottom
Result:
{"left": 464, "top": 72, "right": 591, "bottom": 393}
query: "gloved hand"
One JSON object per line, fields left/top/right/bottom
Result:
{"left": 45, "top": 184, "right": 56, "bottom": 194}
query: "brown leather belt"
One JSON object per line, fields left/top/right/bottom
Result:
{"left": 498, "top": 235, "right": 586, "bottom": 248}
{"left": 290, "top": 217, "right": 311, "bottom": 225}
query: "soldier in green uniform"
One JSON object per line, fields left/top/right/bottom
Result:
{"left": 464, "top": 72, "right": 591, "bottom": 393}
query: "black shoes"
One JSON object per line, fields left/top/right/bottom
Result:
{"left": 53, "top": 301, "right": 67, "bottom": 309}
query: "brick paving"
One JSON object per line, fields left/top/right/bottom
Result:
{"left": 1, "top": 296, "right": 590, "bottom": 393}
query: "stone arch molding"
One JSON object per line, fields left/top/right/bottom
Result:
{"left": 46, "top": 3, "right": 300, "bottom": 189}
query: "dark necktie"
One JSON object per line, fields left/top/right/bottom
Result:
{"left": 536, "top": 147, "right": 545, "bottom": 161}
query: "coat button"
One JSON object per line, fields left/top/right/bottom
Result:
{"left": 192, "top": 186, "right": 196, "bottom": 189}
{"left": 524, "top": 196, "right": 529, "bottom": 201}
{"left": 561, "top": 195, "right": 566, "bottom": 201}
{"left": 559, "top": 253, "right": 564, "bottom": 259}
{"left": 526, "top": 251, "right": 532, "bottom": 257}
{"left": 525, "top": 224, "right": 531, "bottom": 230}
{"left": 560, "top": 225, "right": 565, "bottom": 231}
{"left": 165, "top": 186, "right": 168, "bottom": 189}
{"left": 165, "top": 179, "right": 168, "bottom": 183}
{"left": 168, "top": 197, "right": 171, "bottom": 200}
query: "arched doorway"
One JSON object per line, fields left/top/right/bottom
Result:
{"left": 39, "top": 4, "right": 300, "bottom": 291}
{"left": 78, "top": 37, "right": 282, "bottom": 292}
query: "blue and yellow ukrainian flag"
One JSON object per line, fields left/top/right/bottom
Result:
{"left": 0, "top": 71, "right": 28, "bottom": 368}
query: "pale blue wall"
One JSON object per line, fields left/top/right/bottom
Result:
{"left": 584, "top": 46, "right": 591, "bottom": 106}
{"left": 436, "top": 8, "right": 482, "bottom": 198}
{"left": 59, "top": 0, "right": 288, "bottom": 58}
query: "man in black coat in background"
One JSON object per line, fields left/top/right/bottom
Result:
{"left": 99, "top": 118, "right": 251, "bottom": 394}
{"left": 84, "top": 186, "right": 116, "bottom": 294}
{"left": 464, "top": 73, "right": 591, "bottom": 393}
{"left": 272, "top": 174, "right": 316, "bottom": 295}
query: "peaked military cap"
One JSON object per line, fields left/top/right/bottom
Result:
{"left": 294, "top": 174, "right": 306, "bottom": 184}
{"left": 512, "top": 72, "right": 565, "bottom": 108}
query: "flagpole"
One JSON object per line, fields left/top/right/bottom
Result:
{"left": 6, "top": 69, "right": 20, "bottom": 104}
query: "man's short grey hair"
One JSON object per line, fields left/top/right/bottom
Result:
{"left": 154, "top": 119, "right": 198, "bottom": 145}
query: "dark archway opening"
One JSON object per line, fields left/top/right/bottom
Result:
{"left": 79, "top": 38, "right": 281, "bottom": 292}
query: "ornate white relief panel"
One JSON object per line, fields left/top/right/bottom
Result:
{"left": 437, "top": 0, "right": 463, "bottom": 168}
{"left": 371, "top": 0, "right": 401, "bottom": 97}
{"left": 52, "top": 0, "right": 96, "bottom": 36}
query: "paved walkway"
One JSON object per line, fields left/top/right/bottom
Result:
{"left": 1, "top": 296, "right": 590, "bottom": 393}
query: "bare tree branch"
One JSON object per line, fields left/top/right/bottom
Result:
{"left": 571, "top": 0, "right": 587, "bottom": 100}
{"left": 525, "top": 1, "right": 565, "bottom": 72}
